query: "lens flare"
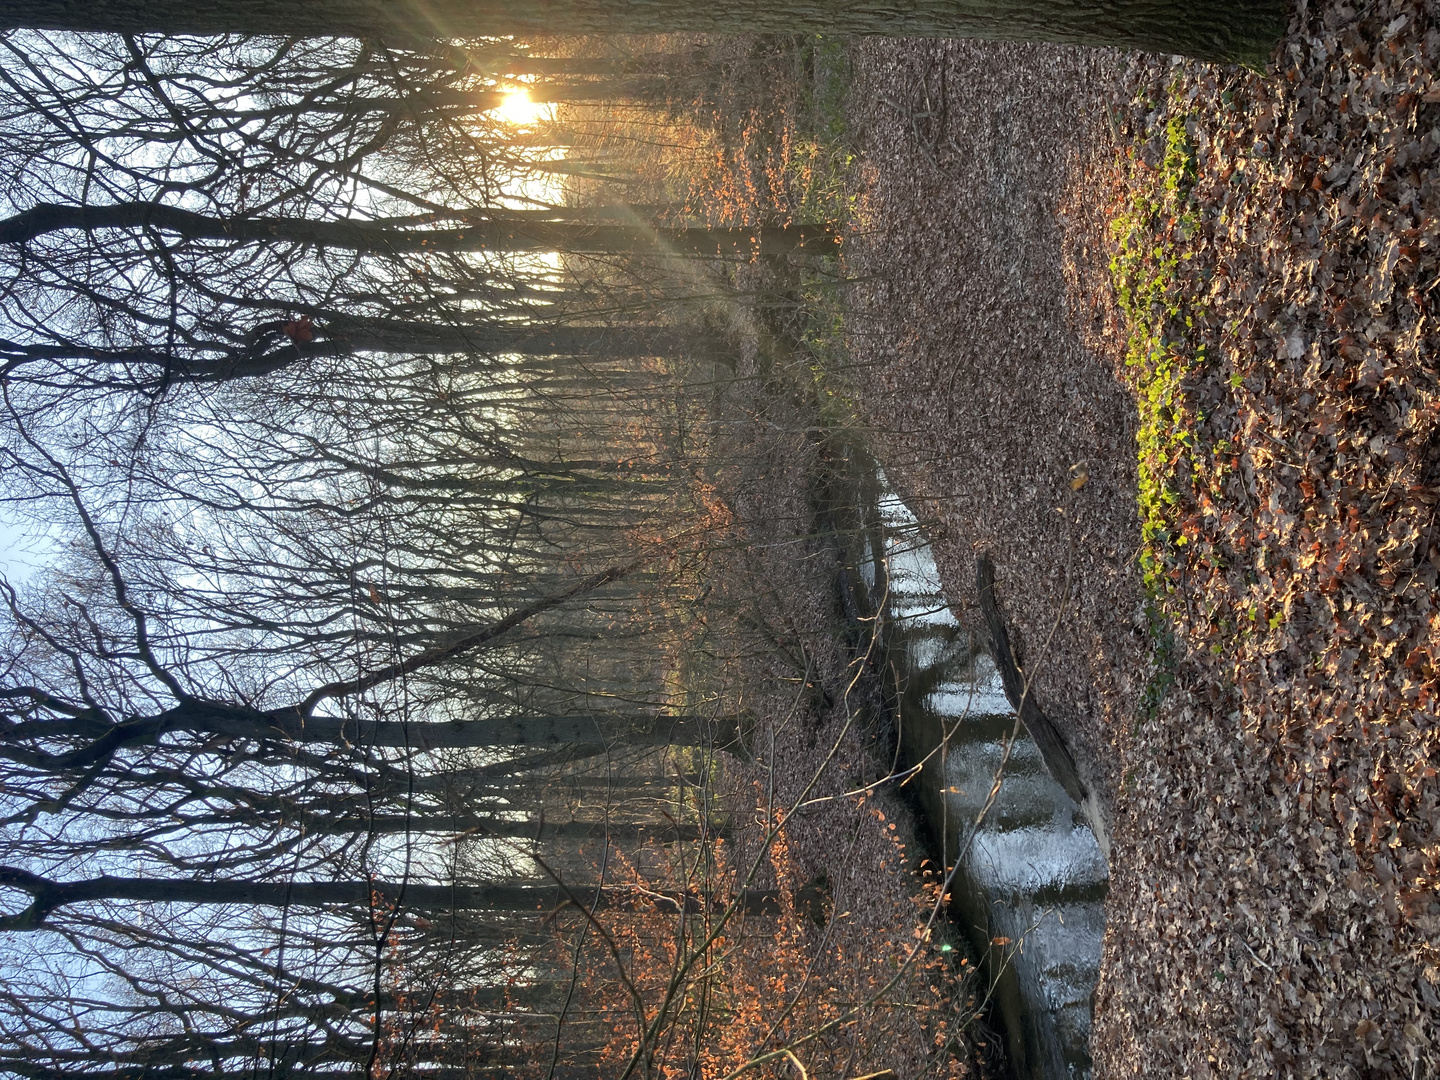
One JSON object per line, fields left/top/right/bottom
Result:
{"left": 492, "top": 87, "right": 549, "bottom": 128}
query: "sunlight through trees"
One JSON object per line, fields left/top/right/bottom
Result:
{"left": 0, "top": 28, "right": 978, "bottom": 1080}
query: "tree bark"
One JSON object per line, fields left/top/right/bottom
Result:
{"left": 0, "top": 866, "right": 801, "bottom": 929}
{"left": 455, "top": 52, "right": 695, "bottom": 78}
{"left": 0, "top": 0, "right": 1288, "bottom": 65}
{"left": 974, "top": 553, "right": 1087, "bottom": 806}
{"left": 267, "top": 320, "right": 713, "bottom": 366}
{"left": 6, "top": 704, "right": 754, "bottom": 758}
{"left": 265, "top": 812, "right": 721, "bottom": 842}
{"left": 203, "top": 80, "right": 669, "bottom": 114}
{"left": 0, "top": 202, "right": 839, "bottom": 257}
{"left": 1, "top": 323, "right": 713, "bottom": 382}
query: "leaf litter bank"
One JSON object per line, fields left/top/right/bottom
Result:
{"left": 842, "top": 1, "right": 1439, "bottom": 1075}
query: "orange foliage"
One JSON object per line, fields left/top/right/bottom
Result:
{"left": 522, "top": 818, "right": 972, "bottom": 1080}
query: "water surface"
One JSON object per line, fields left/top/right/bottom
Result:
{"left": 859, "top": 480, "right": 1107, "bottom": 1080}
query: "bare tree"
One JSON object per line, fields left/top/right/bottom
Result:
{"left": 0, "top": 0, "right": 1288, "bottom": 63}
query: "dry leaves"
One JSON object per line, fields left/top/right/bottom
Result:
{"left": 1094, "top": 0, "right": 1440, "bottom": 1075}
{"left": 843, "top": 2, "right": 1439, "bottom": 1075}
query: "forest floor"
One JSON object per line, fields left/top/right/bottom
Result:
{"left": 839, "top": 0, "right": 1440, "bottom": 1076}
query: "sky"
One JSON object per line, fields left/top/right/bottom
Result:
{"left": 0, "top": 509, "right": 56, "bottom": 583}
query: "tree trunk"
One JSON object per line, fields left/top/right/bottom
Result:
{"left": 9, "top": 704, "right": 754, "bottom": 757}
{"left": 214, "top": 80, "right": 668, "bottom": 114}
{"left": 465, "top": 53, "right": 693, "bottom": 78}
{"left": 974, "top": 553, "right": 1086, "bottom": 805}
{"left": 273, "top": 812, "right": 721, "bottom": 842}
{"left": 0, "top": 866, "right": 802, "bottom": 929}
{"left": 0, "top": 202, "right": 838, "bottom": 256}
{"left": 0, "top": 0, "right": 1288, "bottom": 64}
{"left": 302, "top": 319, "right": 716, "bottom": 363}
{"left": 6, "top": 323, "right": 715, "bottom": 382}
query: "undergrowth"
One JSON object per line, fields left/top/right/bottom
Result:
{"left": 547, "top": 36, "right": 983, "bottom": 1078}
{"left": 785, "top": 36, "right": 863, "bottom": 439}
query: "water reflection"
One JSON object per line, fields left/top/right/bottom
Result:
{"left": 863, "top": 481, "right": 1106, "bottom": 1080}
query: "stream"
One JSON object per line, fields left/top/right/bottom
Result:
{"left": 851, "top": 473, "right": 1108, "bottom": 1080}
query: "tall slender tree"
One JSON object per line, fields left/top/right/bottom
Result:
{"left": 0, "top": 0, "right": 1288, "bottom": 63}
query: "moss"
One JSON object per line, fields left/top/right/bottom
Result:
{"left": 1112, "top": 102, "right": 1207, "bottom": 728}
{"left": 1109, "top": 108, "right": 1205, "bottom": 600}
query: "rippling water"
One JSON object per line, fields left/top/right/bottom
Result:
{"left": 863, "top": 481, "right": 1107, "bottom": 1080}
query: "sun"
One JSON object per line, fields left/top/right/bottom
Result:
{"left": 491, "top": 87, "right": 551, "bottom": 128}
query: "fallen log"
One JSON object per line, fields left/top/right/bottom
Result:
{"left": 974, "top": 553, "right": 1087, "bottom": 807}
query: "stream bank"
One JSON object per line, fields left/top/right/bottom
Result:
{"left": 824, "top": 450, "right": 1110, "bottom": 1080}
